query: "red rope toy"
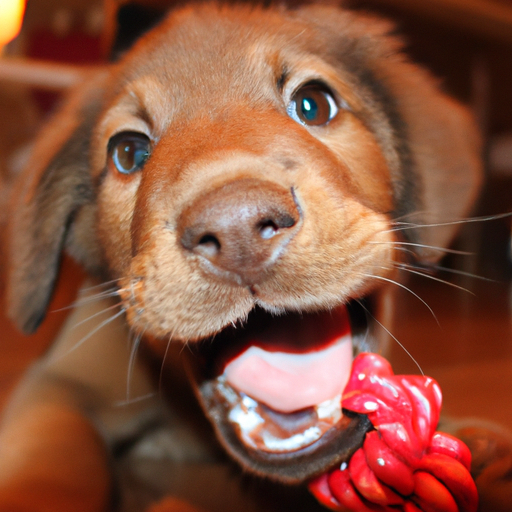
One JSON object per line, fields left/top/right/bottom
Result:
{"left": 309, "top": 353, "right": 478, "bottom": 512}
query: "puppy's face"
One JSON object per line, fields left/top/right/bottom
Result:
{"left": 94, "top": 7, "right": 395, "bottom": 340}
{"left": 8, "top": 3, "right": 482, "bottom": 484}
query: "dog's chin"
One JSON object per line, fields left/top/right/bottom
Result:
{"left": 184, "top": 301, "right": 374, "bottom": 484}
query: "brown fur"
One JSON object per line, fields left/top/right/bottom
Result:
{"left": 1, "top": 3, "right": 482, "bottom": 511}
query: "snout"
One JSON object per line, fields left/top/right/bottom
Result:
{"left": 119, "top": 107, "right": 395, "bottom": 342}
{"left": 178, "top": 178, "right": 302, "bottom": 286}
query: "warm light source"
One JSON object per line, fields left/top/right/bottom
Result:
{"left": 0, "top": 0, "right": 26, "bottom": 49}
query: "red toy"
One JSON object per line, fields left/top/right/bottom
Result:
{"left": 309, "top": 353, "right": 478, "bottom": 512}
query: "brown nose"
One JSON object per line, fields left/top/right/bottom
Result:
{"left": 179, "top": 178, "right": 301, "bottom": 284}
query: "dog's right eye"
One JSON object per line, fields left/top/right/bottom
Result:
{"left": 287, "top": 83, "right": 339, "bottom": 127}
{"left": 108, "top": 132, "right": 151, "bottom": 175}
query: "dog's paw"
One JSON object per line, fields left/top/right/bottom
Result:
{"left": 146, "top": 497, "right": 209, "bottom": 512}
{"left": 454, "top": 425, "right": 512, "bottom": 512}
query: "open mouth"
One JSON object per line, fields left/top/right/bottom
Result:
{"left": 185, "top": 302, "right": 374, "bottom": 483}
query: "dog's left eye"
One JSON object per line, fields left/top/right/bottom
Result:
{"left": 108, "top": 132, "right": 151, "bottom": 175}
{"left": 287, "top": 84, "right": 339, "bottom": 126}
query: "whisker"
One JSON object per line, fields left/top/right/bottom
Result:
{"left": 180, "top": 337, "right": 198, "bottom": 356}
{"left": 159, "top": 336, "right": 173, "bottom": 395}
{"left": 78, "top": 279, "right": 121, "bottom": 295}
{"left": 75, "top": 289, "right": 121, "bottom": 304}
{"left": 392, "top": 246, "right": 417, "bottom": 258}
{"left": 51, "top": 288, "right": 121, "bottom": 313}
{"left": 357, "top": 299, "right": 424, "bottom": 376}
{"left": 389, "top": 212, "right": 512, "bottom": 232}
{"left": 126, "top": 329, "right": 143, "bottom": 402}
{"left": 430, "top": 264, "right": 496, "bottom": 282}
{"left": 361, "top": 272, "right": 439, "bottom": 326}
{"left": 51, "top": 309, "right": 126, "bottom": 362}
{"left": 389, "top": 210, "right": 431, "bottom": 223}
{"left": 369, "top": 240, "right": 472, "bottom": 256}
{"left": 72, "top": 302, "right": 124, "bottom": 329}
{"left": 115, "top": 393, "right": 156, "bottom": 407}
{"left": 355, "top": 308, "right": 372, "bottom": 351}
{"left": 396, "top": 264, "right": 475, "bottom": 295}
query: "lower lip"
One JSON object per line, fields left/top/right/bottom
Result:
{"left": 216, "top": 377, "right": 347, "bottom": 453}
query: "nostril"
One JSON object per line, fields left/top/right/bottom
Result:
{"left": 258, "top": 219, "right": 279, "bottom": 240}
{"left": 257, "top": 213, "right": 297, "bottom": 240}
{"left": 197, "top": 233, "right": 221, "bottom": 258}
{"left": 180, "top": 228, "right": 221, "bottom": 258}
{"left": 198, "top": 233, "right": 221, "bottom": 249}
{"left": 192, "top": 233, "right": 221, "bottom": 260}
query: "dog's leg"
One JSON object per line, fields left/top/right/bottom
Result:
{"left": 0, "top": 281, "right": 166, "bottom": 512}
{"left": 0, "top": 400, "right": 111, "bottom": 512}
{"left": 438, "top": 419, "right": 512, "bottom": 511}
{"left": 147, "top": 498, "right": 208, "bottom": 512}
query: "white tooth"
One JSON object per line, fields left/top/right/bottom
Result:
{"left": 219, "top": 382, "right": 344, "bottom": 453}
{"left": 228, "top": 403, "right": 263, "bottom": 439}
{"left": 261, "top": 426, "right": 322, "bottom": 452}
{"left": 241, "top": 394, "right": 259, "bottom": 409}
{"left": 316, "top": 394, "right": 342, "bottom": 420}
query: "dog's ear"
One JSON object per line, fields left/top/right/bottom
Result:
{"left": 6, "top": 71, "right": 108, "bottom": 334}
{"left": 392, "top": 66, "right": 483, "bottom": 263}
{"left": 110, "top": 2, "right": 167, "bottom": 60}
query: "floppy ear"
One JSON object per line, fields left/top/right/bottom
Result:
{"left": 7, "top": 71, "right": 109, "bottom": 334}
{"left": 391, "top": 65, "right": 483, "bottom": 263}
{"left": 109, "top": 2, "right": 167, "bottom": 60}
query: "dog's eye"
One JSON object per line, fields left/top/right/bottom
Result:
{"left": 108, "top": 132, "right": 150, "bottom": 175}
{"left": 287, "top": 84, "right": 338, "bottom": 126}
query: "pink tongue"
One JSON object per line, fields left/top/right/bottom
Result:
{"left": 224, "top": 308, "right": 353, "bottom": 413}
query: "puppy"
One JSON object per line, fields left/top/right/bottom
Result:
{"left": 0, "top": 2, "right": 484, "bottom": 511}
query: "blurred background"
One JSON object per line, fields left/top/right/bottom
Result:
{"left": 0, "top": 0, "right": 511, "bottom": 430}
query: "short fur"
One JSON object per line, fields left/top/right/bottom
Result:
{"left": 0, "top": 3, "right": 483, "bottom": 511}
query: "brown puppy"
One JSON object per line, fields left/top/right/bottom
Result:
{"left": 0, "top": 2, "right": 483, "bottom": 511}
